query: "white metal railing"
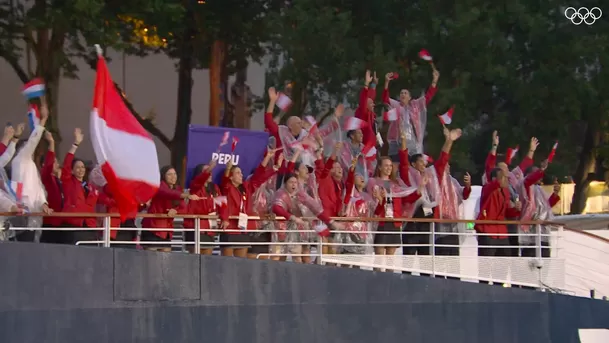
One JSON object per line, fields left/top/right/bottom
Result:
{"left": 2, "top": 212, "right": 608, "bottom": 298}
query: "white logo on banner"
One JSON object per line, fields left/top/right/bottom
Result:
{"left": 211, "top": 153, "right": 239, "bottom": 165}
{"left": 564, "top": 7, "right": 602, "bottom": 25}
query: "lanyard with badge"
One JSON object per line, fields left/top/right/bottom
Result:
{"left": 238, "top": 193, "right": 248, "bottom": 230}
{"left": 384, "top": 188, "right": 394, "bottom": 218}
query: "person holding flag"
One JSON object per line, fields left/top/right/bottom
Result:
{"left": 383, "top": 65, "right": 440, "bottom": 166}
{"left": 10, "top": 97, "right": 53, "bottom": 242}
{"left": 0, "top": 124, "right": 24, "bottom": 168}
{"left": 354, "top": 70, "right": 379, "bottom": 148}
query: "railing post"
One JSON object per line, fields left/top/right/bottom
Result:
{"left": 194, "top": 217, "right": 201, "bottom": 255}
{"left": 536, "top": 223, "right": 543, "bottom": 289}
{"left": 317, "top": 236, "right": 323, "bottom": 265}
{"left": 430, "top": 222, "right": 436, "bottom": 277}
{"left": 103, "top": 216, "right": 111, "bottom": 248}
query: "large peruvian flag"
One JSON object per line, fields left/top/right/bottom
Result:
{"left": 90, "top": 45, "right": 160, "bottom": 220}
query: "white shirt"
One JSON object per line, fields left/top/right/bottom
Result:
{"left": 0, "top": 141, "right": 16, "bottom": 168}
{"left": 10, "top": 125, "right": 47, "bottom": 212}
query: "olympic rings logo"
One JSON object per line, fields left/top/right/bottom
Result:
{"left": 564, "top": 7, "right": 602, "bottom": 25}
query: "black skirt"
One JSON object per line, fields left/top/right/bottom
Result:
{"left": 219, "top": 233, "right": 251, "bottom": 249}
{"left": 184, "top": 231, "right": 216, "bottom": 250}
{"left": 374, "top": 222, "right": 402, "bottom": 246}
{"left": 248, "top": 232, "right": 271, "bottom": 254}
{"left": 140, "top": 230, "right": 172, "bottom": 248}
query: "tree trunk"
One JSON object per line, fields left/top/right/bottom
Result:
{"left": 570, "top": 121, "right": 600, "bottom": 214}
{"left": 219, "top": 58, "right": 231, "bottom": 127}
{"left": 171, "top": 11, "right": 195, "bottom": 179}
{"left": 208, "top": 40, "right": 227, "bottom": 126}
{"left": 232, "top": 59, "right": 249, "bottom": 129}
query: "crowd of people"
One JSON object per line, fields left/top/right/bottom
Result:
{"left": 0, "top": 68, "right": 561, "bottom": 268}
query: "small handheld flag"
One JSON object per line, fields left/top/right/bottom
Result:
{"left": 305, "top": 115, "right": 318, "bottom": 134}
{"left": 362, "top": 141, "right": 377, "bottom": 161}
{"left": 275, "top": 93, "right": 292, "bottom": 112}
{"left": 313, "top": 223, "right": 330, "bottom": 237}
{"left": 438, "top": 107, "right": 454, "bottom": 125}
{"left": 213, "top": 196, "right": 228, "bottom": 207}
{"left": 383, "top": 108, "right": 398, "bottom": 122}
{"left": 231, "top": 136, "right": 239, "bottom": 152}
{"left": 27, "top": 104, "right": 41, "bottom": 131}
{"left": 22, "top": 78, "right": 45, "bottom": 100}
{"left": 217, "top": 131, "right": 230, "bottom": 152}
{"left": 343, "top": 117, "right": 368, "bottom": 131}
{"left": 548, "top": 142, "right": 558, "bottom": 163}
{"left": 418, "top": 49, "right": 433, "bottom": 61}
{"left": 505, "top": 145, "right": 519, "bottom": 165}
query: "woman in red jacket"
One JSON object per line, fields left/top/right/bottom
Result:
{"left": 60, "top": 129, "right": 101, "bottom": 245}
{"left": 369, "top": 156, "right": 424, "bottom": 258}
{"left": 141, "top": 165, "right": 198, "bottom": 252}
{"left": 220, "top": 148, "right": 277, "bottom": 258}
{"left": 183, "top": 161, "right": 223, "bottom": 255}
{"left": 39, "top": 131, "right": 66, "bottom": 244}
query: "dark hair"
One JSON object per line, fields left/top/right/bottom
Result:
{"left": 409, "top": 153, "right": 423, "bottom": 165}
{"left": 71, "top": 158, "right": 84, "bottom": 169}
{"left": 192, "top": 163, "right": 217, "bottom": 196}
{"left": 283, "top": 172, "right": 298, "bottom": 184}
{"left": 294, "top": 161, "right": 313, "bottom": 174}
{"left": 346, "top": 130, "right": 356, "bottom": 139}
{"left": 160, "top": 165, "right": 178, "bottom": 188}
{"left": 490, "top": 167, "right": 502, "bottom": 180}
{"left": 14, "top": 139, "right": 27, "bottom": 152}
{"left": 524, "top": 165, "right": 536, "bottom": 176}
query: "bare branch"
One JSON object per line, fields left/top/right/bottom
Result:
{"left": 0, "top": 45, "right": 29, "bottom": 83}
{"left": 113, "top": 82, "right": 173, "bottom": 148}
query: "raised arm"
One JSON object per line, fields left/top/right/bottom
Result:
{"left": 343, "top": 159, "right": 357, "bottom": 205}
{"left": 434, "top": 127, "right": 462, "bottom": 179}
{"left": 462, "top": 173, "right": 472, "bottom": 200}
{"left": 40, "top": 131, "right": 56, "bottom": 182}
{"left": 398, "top": 132, "right": 411, "bottom": 186}
{"left": 549, "top": 181, "right": 561, "bottom": 207}
{"left": 485, "top": 131, "right": 499, "bottom": 183}
{"left": 17, "top": 101, "right": 48, "bottom": 160}
{"left": 424, "top": 69, "right": 440, "bottom": 105}
{"left": 61, "top": 128, "right": 84, "bottom": 183}
{"left": 264, "top": 87, "right": 280, "bottom": 138}
{"left": 518, "top": 137, "right": 539, "bottom": 172}
{"left": 249, "top": 149, "right": 279, "bottom": 189}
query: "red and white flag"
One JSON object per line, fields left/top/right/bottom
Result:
{"left": 305, "top": 115, "right": 318, "bottom": 134}
{"left": 231, "top": 136, "right": 239, "bottom": 152}
{"left": 314, "top": 223, "right": 331, "bottom": 237}
{"left": 362, "top": 141, "right": 377, "bottom": 161}
{"left": 90, "top": 45, "right": 160, "bottom": 221}
{"left": 424, "top": 154, "right": 434, "bottom": 164}
{"left": 438, "top": 107, "right": 454, "bottom": 125}
{"left": 505, "top": 145, "right": 519, "bottom": 165}
{"left": 548, "top": 142, "right": 558, "bottom": 163}
{"left": 343, "top": 117, "right": 368, "bottom": 131}
{"left": 419, "top": 49, "right": 433, "bottom": 61}
{"left": 276, "top": 93, "right": 292, "bottom": 112}
{"left": 383, "top": 108, "right": 398, "bottom": 122}
{"left": 213, "top": 196, "right": 228, "bottom": 207}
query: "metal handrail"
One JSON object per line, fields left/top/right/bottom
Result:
{"left": 0, "top": 211, "right": 563, "bottom": 226}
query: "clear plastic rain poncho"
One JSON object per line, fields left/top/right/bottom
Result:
{"left": 0, "top": 169, "right": 21, "bottom": 240}
{"left": 367, "top": 176, "right": 418, "bottom": 203}
{"left": 339, "top": 175, "right": 377, "bottom": 254}
{"left": 517, "top": 182, "right": 554, "bottom": 245}
{"left": 272, "top": 186, "right": 325, "bottom": 253}
{"left": 278, "top": 116, "right": 339, "bottom": 168}
{"left": 250, "top": 164, "right": 278, "bottom": 238}
{"left": 401, "top": 164, "right": 441, "bottom": 218}
{"left": 385, "top": 91, "right": 428, "bottom": 154}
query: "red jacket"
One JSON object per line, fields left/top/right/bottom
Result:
{"left": 61, "top": 153, "right": 99, "bottom": 228}
{"left": 97, "top": 185, "right": 121, "bottom": 238}
{"left": 354, "top": 87, "right": 377, "bottom": 146}
{"left": 0, "top": 142, "right": 6, "bottom": 156}
{"left": 476, "top": 180, "right": 521, "bottom": 238}
{"left": 183, "top": 170, "right": 227, "bottom": 235}
{"left": 221, "top": 164, "right": 275, "bottom": 232}
{"left": 315, "top": 157, "right": 344, "bottom": 219}
{"left": 141, "top": 182, "right": 186, "bottom": 240}
{"left": 41, "top": 151, "right": 64, "bottom": 226}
